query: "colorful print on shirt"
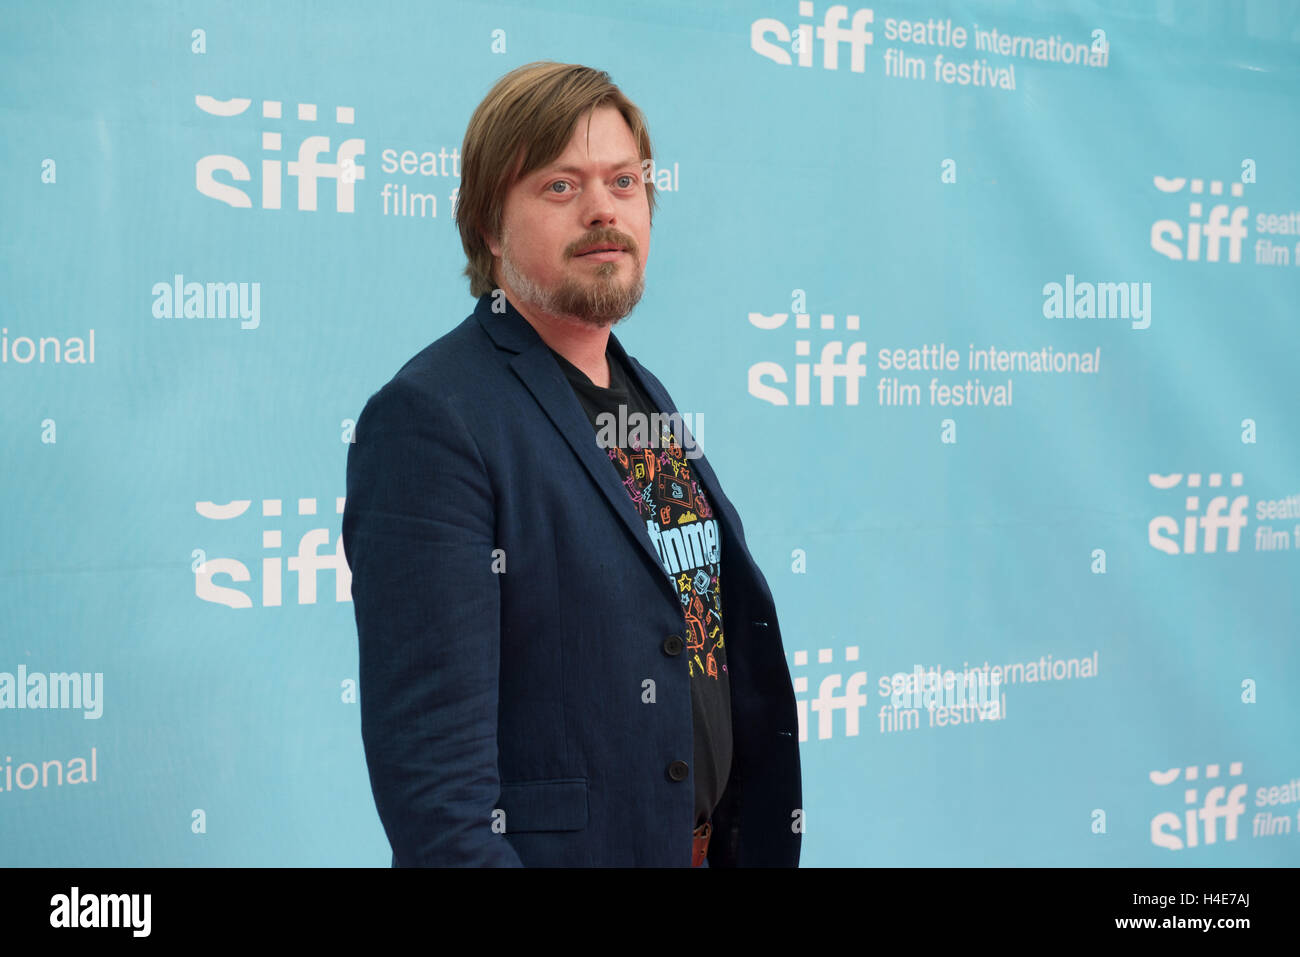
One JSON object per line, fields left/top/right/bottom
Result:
{"left": 606, "top": 428, "right": 726, "bottom": 682}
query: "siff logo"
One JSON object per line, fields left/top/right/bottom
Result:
{"left": 1150, "top": 173, "right": 1249, "bottom": 263}
{"left": 789, "top": 648, "right": 869, "bottom": 740}
{"left": 194, "top": 497, "right": 351, "bottom": 608}
{"left": 751, "top": 2, "right": 875, "bottom": 73}
{"left": 1147, "top": 471, "right": 1249, "bottom": 555}
{"left": 748, "top": 310, "right": 869, "bottom": 406}
{"left": 195, "top": 94, "right": 366, "bottom": 211}
{"left": 1149, "top": 762, "right": 1247, "bottom": 850}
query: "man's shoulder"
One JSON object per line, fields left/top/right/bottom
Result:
{"left": 373, "top": 307, "right": 499, "bottom": 397}
{"left": 354, "top": 305, "right": 505, "bottom": 434}
{"left": 391, "top": 310, "right": 494, "bottom": 391}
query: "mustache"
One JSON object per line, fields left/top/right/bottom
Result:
{"left": 571, "top": 231, "right": 637, "bottom": 258}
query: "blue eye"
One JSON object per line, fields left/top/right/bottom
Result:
{"left": 616, "top": 174, "right": 637, "bottom": 188}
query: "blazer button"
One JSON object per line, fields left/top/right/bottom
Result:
{"left": 662, "top": 635, "right": 684, "bottom": 656}
{"left": 667, "top": 760, "right": 689, "bottom": 782}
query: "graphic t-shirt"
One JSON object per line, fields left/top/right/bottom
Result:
{"left": 548, "top": 345, "right": 733, "bottom": 828}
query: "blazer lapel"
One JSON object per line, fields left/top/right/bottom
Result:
{"left": 475, "top": 295, "right": 680, "bottom": 604}
{"left": 612, "top": 339, "right": 775, "bottom": 614}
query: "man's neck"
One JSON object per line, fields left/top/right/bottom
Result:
{"left": 506, "top": 293, "right": 612, "bottom": 388}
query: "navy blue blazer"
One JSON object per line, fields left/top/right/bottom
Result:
{"left": 342, "top": 293, "right": 802, "bottom": 866}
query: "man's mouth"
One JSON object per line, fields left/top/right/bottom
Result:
{"left": 576, "top": 245, "right": 626, "bottom": 257}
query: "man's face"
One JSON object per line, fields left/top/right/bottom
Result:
{"left": 487, "top": 105, "right": 651, "bottom": 327}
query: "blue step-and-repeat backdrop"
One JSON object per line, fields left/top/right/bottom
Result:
{"left": 2, "top": 0, "right": 1297, "bottom": 866}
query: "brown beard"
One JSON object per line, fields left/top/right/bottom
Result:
{"left": 537, "top": 257, "right": 646, "bottom": 326}
{"left": 499, "top": 234, "right": 645, "bottom": 326}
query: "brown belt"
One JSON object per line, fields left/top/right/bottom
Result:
{"left": 691, "top": 821, "right": 711, "bottom": 867}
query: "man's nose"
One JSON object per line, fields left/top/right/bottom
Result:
{"left": 581, "top": 190, "right": 617, "bottom": 228}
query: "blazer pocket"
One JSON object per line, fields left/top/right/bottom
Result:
{"left": 496, "top": 778, "right": 588, "bottom": 833}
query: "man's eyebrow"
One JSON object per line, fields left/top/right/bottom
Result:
{"left": 536, "top": 157, "right": 642, "bottom": 178}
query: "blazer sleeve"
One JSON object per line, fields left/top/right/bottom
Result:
{"left": 342, "top": 377, "right": 523, "bottom": 867}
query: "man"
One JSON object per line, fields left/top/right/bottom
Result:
{"left": 342, "top": 61, "right": 801, "bottom": 867}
